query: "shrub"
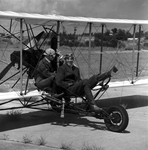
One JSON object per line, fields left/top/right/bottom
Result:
{"left": 22, "top": 134, "right": 32, "bottom": 144}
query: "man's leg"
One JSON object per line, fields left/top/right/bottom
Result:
{"left": 66, "top": 81, "right": 102, "bottom": 112}
{"left": 85, "top": 66, "right": 118, "bottom": 89}
{"left": 84, "top": 85, "right": 102, "bottom": 112}
{"left": 66, "top": 81, "right": 85, "bottom": 96}
{"left": 36, "top": 76, "right": 54, "bottom": 90}
{"left": 83, "top": 72, "right": 109, "bottom": 89}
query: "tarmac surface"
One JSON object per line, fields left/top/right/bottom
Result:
{"left": 0, "top": 81, "right": 148, "bottom": 150}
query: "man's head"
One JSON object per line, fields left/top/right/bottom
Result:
{"left": 64, "top": 53, "right": 74, "bottom": 67}
{"left": 44, "top": 48, "right": 56, "bottom": 60}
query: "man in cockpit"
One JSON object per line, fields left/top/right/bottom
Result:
{"left": 34, "top": 48, "right": 56, "bottom": 92}
{"left": 55, "top": 53, "right": 118, "bottom": 112}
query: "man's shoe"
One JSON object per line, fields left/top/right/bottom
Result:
{"left": 90, "top": 104, "right": 102, "bottom": 112}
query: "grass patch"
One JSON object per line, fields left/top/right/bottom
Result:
{"left": 22, "top": 134, "right": 32, "bottom": 144}
{"left": 60, "top": 142, "right": 104, "bottom": 150}
{"left": 36, "top": 135, "right": 47, "bottom": 146}
{"left": 81, "top": 143, "right": 105, "bottom": 150}
{"left": 60, "top": 143, "right": 75, "bottom": 150}
{"left": 0, "top": 134, "right": 9, "bottom": 140}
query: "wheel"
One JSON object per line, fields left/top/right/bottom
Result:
{"left": 104, "top": 105, "right": 129, "bottom": 132}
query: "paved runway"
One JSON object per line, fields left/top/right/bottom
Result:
{"left": 0, "top": 83, "right": 148, "bottom": 150}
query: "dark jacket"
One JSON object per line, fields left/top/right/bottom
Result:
{"left": 56, "top": 63, "right": 81, "bottom": 89}
{"left": 34, "top": 57, "right": 55, "bottom": 81}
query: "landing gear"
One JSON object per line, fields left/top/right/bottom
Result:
{"left": 104, "top": 105, "right": 129, "bottom": 132}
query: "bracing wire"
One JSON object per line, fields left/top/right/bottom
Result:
{"left": 60, "top": 22, "right": 97, "bottom": 78}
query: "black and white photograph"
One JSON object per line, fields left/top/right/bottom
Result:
{"left": 0, "top": 0, "right": 148, "bottom": 150}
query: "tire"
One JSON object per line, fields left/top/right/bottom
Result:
{"left": 104, "top": 105, "right": 129, "bottom": 132}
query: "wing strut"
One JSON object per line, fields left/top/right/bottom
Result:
{"left": 56, "top": 21, "right": 60, "bottom": 69}
{"left": 56, "top": 21, "right": 60, "bottom": 50}
{"left": 88, "top": 22, "right": 92, "bottom": 77}
{"left": 20, "top": 19, "right": 23, "bottom": 94}
{"left": 131, "top": 24, "right": 136, "bottom": 84}
{"left": 136, "top": 25, "right": 141, "bottom": 77}
{"left": 99, "top": 24, "right": 105, "bottom": 74}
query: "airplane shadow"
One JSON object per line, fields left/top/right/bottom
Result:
{"left": 0, "top": 110, "right": 107, "bottom": 132}
{"left": 0, "top": 94, "right": 147, "bottom": 133}
{"left": 96, "top": 95, "right": 148, "bottom": 109}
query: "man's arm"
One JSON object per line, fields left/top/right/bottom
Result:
{"left": 56, "top": 66, "right": 71, "bottom": 89}
{"left": 37, "top": 61, "right": 55, "bottom": 78}
{"left": 41, "top": 66, "right": 55, "bottom": 77}
{"left": 77, "top": 68, "right": 81, "bottom": 81}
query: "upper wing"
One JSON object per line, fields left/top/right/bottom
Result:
{"left": 0, "top": 11, "right": 148, "bottom": 25}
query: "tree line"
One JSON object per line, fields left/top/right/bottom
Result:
{"left": 59, "top": 28, "right": 148, "bottom": 48}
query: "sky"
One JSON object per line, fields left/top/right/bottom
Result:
{"left": 0, "top": 0, "right": 148, "bottom": 34}
{"left": 0, "top": 0, "right": 148, "bottom": 20}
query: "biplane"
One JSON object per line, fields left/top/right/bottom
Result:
{"left": 0, "top": 11, "right": 148, "bottom": 132}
